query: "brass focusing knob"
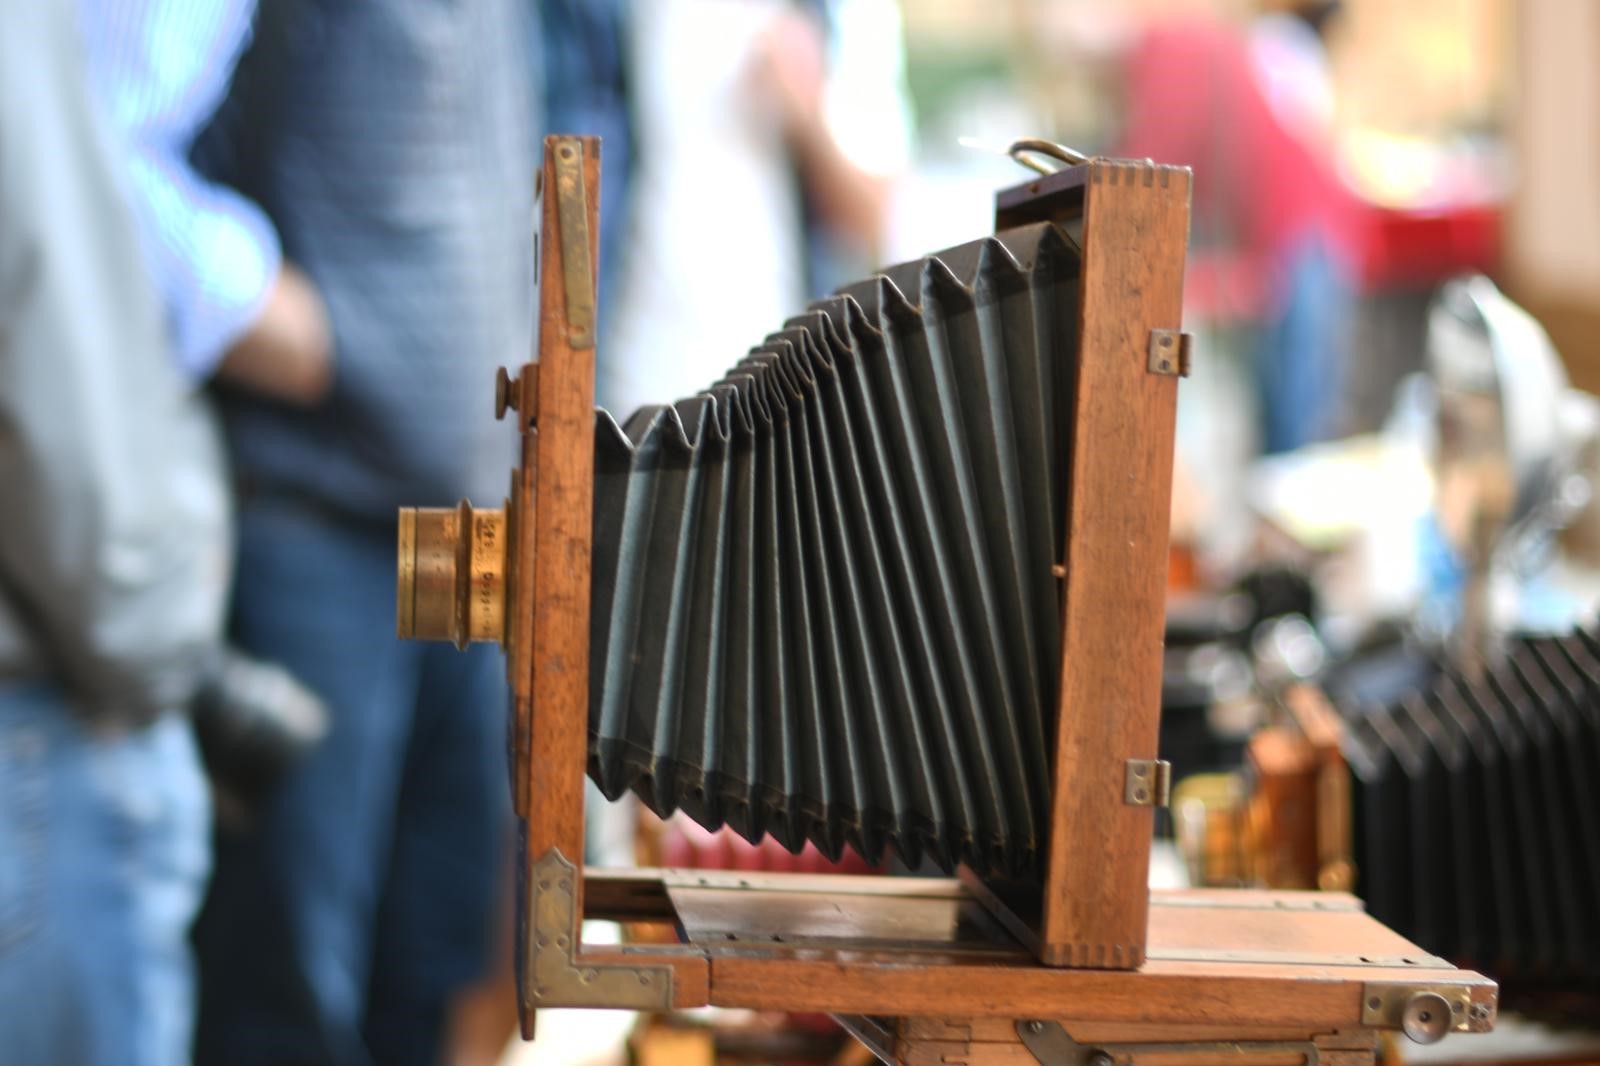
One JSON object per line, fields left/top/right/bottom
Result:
{"left": 397, "top": 501, "right": 509, "bottom": 648}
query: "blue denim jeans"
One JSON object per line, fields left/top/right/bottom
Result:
{"left": 195, "top": 497, "right": 509, "bottom": 1066}
{"left": 0, "top": 682, "right": 210, "bottom": 1066}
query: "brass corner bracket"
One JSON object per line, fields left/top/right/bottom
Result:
{"left": 526, "top": 848, "right": 673, "bottom": 1011}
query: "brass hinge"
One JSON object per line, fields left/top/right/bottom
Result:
{"left": 525, "top": 848, "right": 673, "bottom": 1011}
{"left": 1123, "top": 759, "right": 1171, "bottom": 807}
{"left": 1147, "top": 329, "right": 1192, "bottom": 377}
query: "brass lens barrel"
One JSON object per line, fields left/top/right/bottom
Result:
{"left": 396, "top": 502, "right": 508, "bottom": 647}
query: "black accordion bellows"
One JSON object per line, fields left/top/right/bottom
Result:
{"left": 1345, "top": 624, "right": 1600, "bottom": 978}
{"left": 588, "top": 222, "right": 1081, "bottom": 877}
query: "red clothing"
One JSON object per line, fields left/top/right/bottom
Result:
{"left": 1114, "top": 18, "right": 1364, "bottom": 270}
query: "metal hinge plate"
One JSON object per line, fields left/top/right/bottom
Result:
{"left": 525, "top": 847, "right": 673, "bottom": 1011}
{"left": 1147, "top": 329, "right": 1192, "bottom": 377}
{"left": 552, "top": 138, "right": 596, "bottom": 349}
{"left": 1123, "top": 759, "right": 1171, "bottom": 807}
{"left": 1360, "top": 982, "right": 1495, "bottom": 1043}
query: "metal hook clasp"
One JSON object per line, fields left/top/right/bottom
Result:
{"left": 1007, "top": 138, "right": 1091, "bottom": 175}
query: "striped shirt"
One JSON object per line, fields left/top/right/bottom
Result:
{"left": 78, "top": 0, "right": 280, "bottom": 378}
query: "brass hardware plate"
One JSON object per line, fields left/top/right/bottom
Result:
{"left": 1016, "top": 1019, "right": 1319, "bottom": 1066}
{"left": 526, "top": 848, "right": 673, "bottom": 1011}
{"left": 553, "top": 139, "right": 595, "bottom": 349}
{"left": 1360, "top": 981, "right": 1495, "bottom": 1039}
{"left": 1147, "top": 329, "right": 1191, "bottom": 377}
{"left": 1123, "top": 759, "right": 1170, "bottom": 807}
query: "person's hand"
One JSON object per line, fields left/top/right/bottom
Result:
{"left": 748, "top": 8, "right": 828, "bottom": 138}
{"left": 216, "top": 263, "right": 333, "bottom": 406}
{"left": 745, "top": 8, "right": 893, "bottom": 252}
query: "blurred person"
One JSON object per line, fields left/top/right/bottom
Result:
{"left": 601, "top": 0, "right": 914, "bottom": 416}
{"left": 0, "top": 3, "right": 224, "bottom": 1063}
{"left": 76, "top": 0, "right": 334, "bottom": 829}
{"left": 1113, "top": 1, "right": 1363, "bottom": 454}
{"left": 2, "top": 2, "right": 338, "bottom": 1061}
{"left": 542, "top": 0, "right": 636, "bottom": 345}
{"left": 186, "top": 2, "right": 538, "bottom": 1063}
{"left": 79, "top": 3, "right": 329, "bottom": 408}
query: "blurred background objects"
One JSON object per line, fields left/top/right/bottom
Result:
{"left": 599, "top": 0, "right": 914, "bottom": 418}
{"left": 10, "top": 0, "right": 1600, "bottom": 1062}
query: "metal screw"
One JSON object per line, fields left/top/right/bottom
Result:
{"left": 1026, "top": 1021, "right": 1044, "bottom": 1034}
{"left": 1088, "top": 1052, "right": 1114, "bottom": 1066}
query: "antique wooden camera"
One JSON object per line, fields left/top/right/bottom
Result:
{"left": 396, "top": 137, "right": 1497, "bottom": 1064}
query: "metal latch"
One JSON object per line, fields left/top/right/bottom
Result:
{"left": 1123, "top": 759, "right": 1170, "bottom": 807}
{"left": 1017, "top": 1019, "right": 1318, "bottom": 1066}
{"left": 1147, "top": 329, "right": 1192, "bottom": 377}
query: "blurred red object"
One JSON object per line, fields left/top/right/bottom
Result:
{"left": 654, "top": 811, "right": 886, "bottom": 875}
{"left": 1356, "top": 201, "right": 1501, "bottom": 290}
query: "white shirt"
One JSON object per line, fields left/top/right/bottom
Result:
{"left": 602, "top": 0, "right": 912, "bottom": 418}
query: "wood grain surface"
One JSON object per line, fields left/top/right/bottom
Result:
{"left": 523, "top": 134, "right": 601, "bottom": 879}
{"left": 518, "top": 135, "right": 601, "bottom": 1036}
{"left": 1034, "top": 159, "right": 1191, "bottom": 967}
